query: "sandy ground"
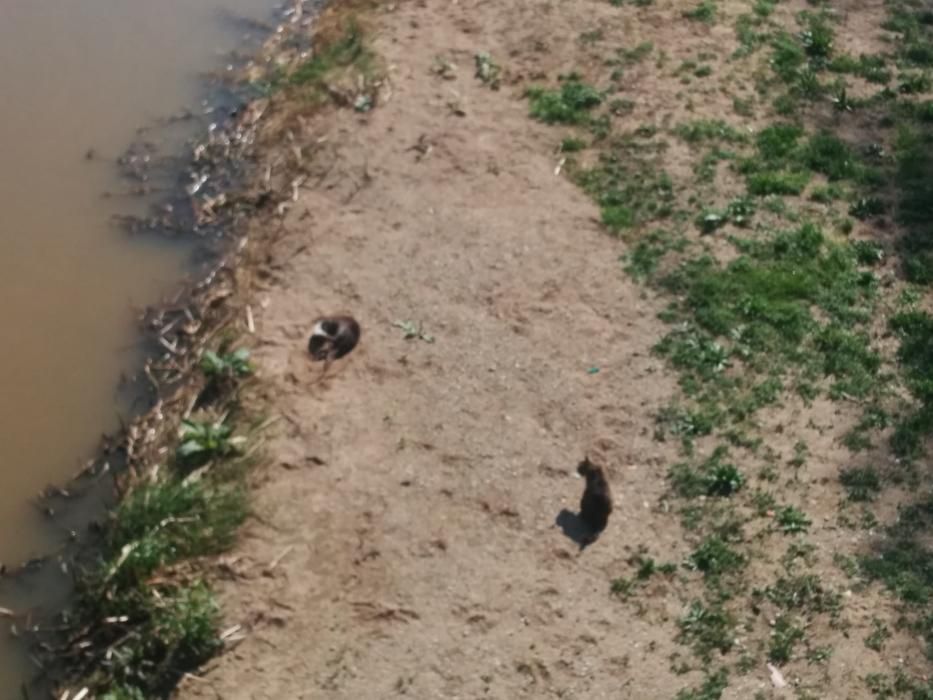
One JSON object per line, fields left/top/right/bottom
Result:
{"left": 173, "top": 1, "right": 699, "bottom": 697}
{"left": 171, "top": 0, "right": 910, "bottom": 697}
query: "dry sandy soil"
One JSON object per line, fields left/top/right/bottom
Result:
{"left": 172, "top": 0, "right": 919, "bottom": 697}
{"left": 177, "top": 2, "right": 688, "bottom": 697}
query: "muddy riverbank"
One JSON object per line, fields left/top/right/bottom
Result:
{"left": 0, "top": 0, "right": 297, "bottom": 694}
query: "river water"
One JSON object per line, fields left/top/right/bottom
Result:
{"left": 0, "top": 0, "right": 273, "bottom": 688}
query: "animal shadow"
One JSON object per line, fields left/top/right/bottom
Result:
{"left": 556, "top": 509, "right": 599, "bottom": 550}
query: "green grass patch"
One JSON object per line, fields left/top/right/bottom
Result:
{"left": 840, "top": 465, "right": 882, "bottom": 501}
{"left": 675, "top": 668, "right": 730, "bottom": 700}
{"left": 676, "top": 120, "right": 746, "bottom": 144}
{"left": 689, "top": 535, "right": 747, "bottom": 576}
{"left": 669, "top": 448, "right": 745, "bottom": 498}
{"left": 624, "top": 229, "right": 687, "bottom": 280}
{"left": 775, "top": 505, "right": 811, "bottom": 533}
{"left": 683, "top": 0, "right": 717, "bottom": 23}
{"left": 528, "top": 78, "right": 602, "bottom": 125}
{"left": 678, "top": 600, "right": 736, "bottom": 660}
{"left": 574, "top": 140, "right": 675, "bottom": 232}
{"left": 769, "top": 614, "right": 805, "bottom": 664}
{"left": 560, "top": 136, "right": 587, "bottom": 153}
{"left": 762, "top": 574, "right": 841, "bottom": 616}
{"left": 288, "top": 21, "right": 377, "bottom": 102}
{"left": 105, "top": 480, "right": 246, "bottom": 586}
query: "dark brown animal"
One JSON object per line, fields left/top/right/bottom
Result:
{"left": 308, "top": 315, "right": 361, "bottom": 362}
{"left": 578, "top": 457, "right": 612, "bottom": 542}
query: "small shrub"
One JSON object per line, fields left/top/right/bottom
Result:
{"left": 690, "top": 535, "right": 746, "bottom": 576}
{"left": 799, "top": 13, "right": 834, "bottom": 61}
{"left": 769, "top": 615, "right": 805, "bottom": 664}
{"left": 899, "top": 72, "right": 932, "bottom": 94}
{"left": 756, "top": 123, "right": 804, "bottom": 160}
{"left": 776, "top": 506, "right": 811, "bottom": 533}
{"left": 865, "top": 618, "right": 891, "bottom": 651}
{"left": 560, "top": 137, "right": 587, "bottom": 152}
{"left": 683, "top": 0, "right": 717, "bottom": 23}
{"left": 840, "top": 466, "right": 882, "bottom": 501}
{"left": 696, "top": 209, "right": 728, "bottom": 234}
{"left": 764, "top": 575, "right": 841, "bottom": 614}
{"left": 101, "top": 687, "right": 146, "bottom": 700}
{"left": 289, "top": 22, "right": 375, "bottom": 100}
{"left": 177, "top": 418, "right": 246, "bottom": 465}
{"left": 106, "top": 480, "right": 246, "bottom": 585}
{"left": 528, "top": 79, "right": 602, "bottom": 124}
{"left": 474, "top": 52, "right": 501, "bottom": 89}
{"left": 725, "top": 196, "right": 756, "bottom": 227}
{"left": 675, "top": 668, "right": 729, "bottom": 700}
{"left": 679, "top": 600, "right": 736, "bottom": 660}
{"left": 676, "top": 119, "right": 746, "bottom": 144}
{"left": 771, "top": 33, "right": 807, "bottom": 82}
{"left": 200, "top": 348, "right": 252, "bottom": 379}
{"left": 849, "top": 196, "right": 886, "bottom": 220}
{"left": 747, "top": 170, "right": 810, "bottom": 195}
{"left": 705, "top": 461, "right": 745, "bottom": 496}
{"left": 804, "top": 132, "right": 856, "bottom": 180}
{"left": 851, "top": 240, "right": 884, "bottom": 266}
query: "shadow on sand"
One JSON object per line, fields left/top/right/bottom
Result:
{"left": 555, "top": 508, "right": 599, "bottom": 550}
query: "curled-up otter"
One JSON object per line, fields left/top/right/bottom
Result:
{"left": 307, "top": 315, "right": 361, "bottom": 383}
{"left": 577, "top": 457, "right": 613, "bottom": 547}
{"left": 308, "top": 315, "right": 361, "bottom": 361}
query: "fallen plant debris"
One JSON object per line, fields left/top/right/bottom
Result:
{"left": 393, "top": 319, "right": 435, "bottom": 343}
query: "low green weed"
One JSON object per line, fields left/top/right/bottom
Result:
{"left": 776, "top": 505, "right": 811, "bottom": 533}
{"left": 177, "top": 418, "right": 245, "bottom": 465}
{"left": 840, "top": 466, "right": 882, "bottom": 501}
{"left": 678, "top": 600, "right": 736, "bottom": 660}
{"left": 683, "top": 0, "right": 717, "bottom": 23}
{"left": 528, "top": 79, "right": 602, "bottom": 125}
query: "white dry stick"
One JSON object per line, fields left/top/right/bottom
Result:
{"left": 554, "top": 157, "right": 566, "bottom": 176}
{"left": 220, "top": 624, "right": 243, "bottom": 641}
{"left": 265, "top": 545, "right": 295, "bottom": 574}
{"left": 246, "top": 305, "right": 255, "bottom": 333}
{"left": 768, "top": 663, "right": 787, "bottom": 689}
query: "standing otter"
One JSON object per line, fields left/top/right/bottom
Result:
{"left": 308, "top": 315, "right": 361, "bottom": 362}
{"left": 578, "top": 457, "right": 613, "bottom": 544}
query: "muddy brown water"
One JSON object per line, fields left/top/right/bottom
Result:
{"left": 0, "top": 0, "right": 277, "bottom": 687}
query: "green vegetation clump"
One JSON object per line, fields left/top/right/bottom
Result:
{"left": 893, "top": 127, "right": 933, "bottom": 284}
{"left": 775, "top": 505, "right": 811, "bottom": 534}
{"left": 528, "top": 79, "right": 602, "bottom": 124}
{"left": 769, "top": 614, "right": 805, "bottom": 664}
{"left": 661, "top": 224, "right": 874, "bottom": 361}
{"left": 683, "top": 0, "right": 717, "bottom": 23}
{"left": 678, "top": 600, "right": 736, "bottom": 660}
{"left": 177, "top": 418, "right": 245, "bottom": 465}
{"left": 624, "top": 229, "right": 686, "bottom": 280}
{"left": 200, "top": 348, "right": 252, "bottom": 380}
{"left": 840, "top": 465, "right": 882, "bottom": 501}
{"left": 106, "top": 480, "right": 246, "bottom": 586}
{"left": 763, "top": 575, "right": 841, "bottom": 615}
{"left": 669, "top": 449, "right": 745, "bottom": 498}
{"left": 675, "top": 668, "right": 729, "bottom": 700}
{"left": 560, "top": 136, "right": 587, "bottom": 153}
{"left": 62, "top": 335, "right": 259, "bottom": 695}
{"left": 689, "top": 535, "right": 746, "bottom": 576}
{"left": 574, "top": 144, "right": 674, "bottom": 232}
{"left": 288, "top": 21, "right": 377, "bottom": 103}
{"left": 676, "top": 120, "right": 747, "bottom": 144}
